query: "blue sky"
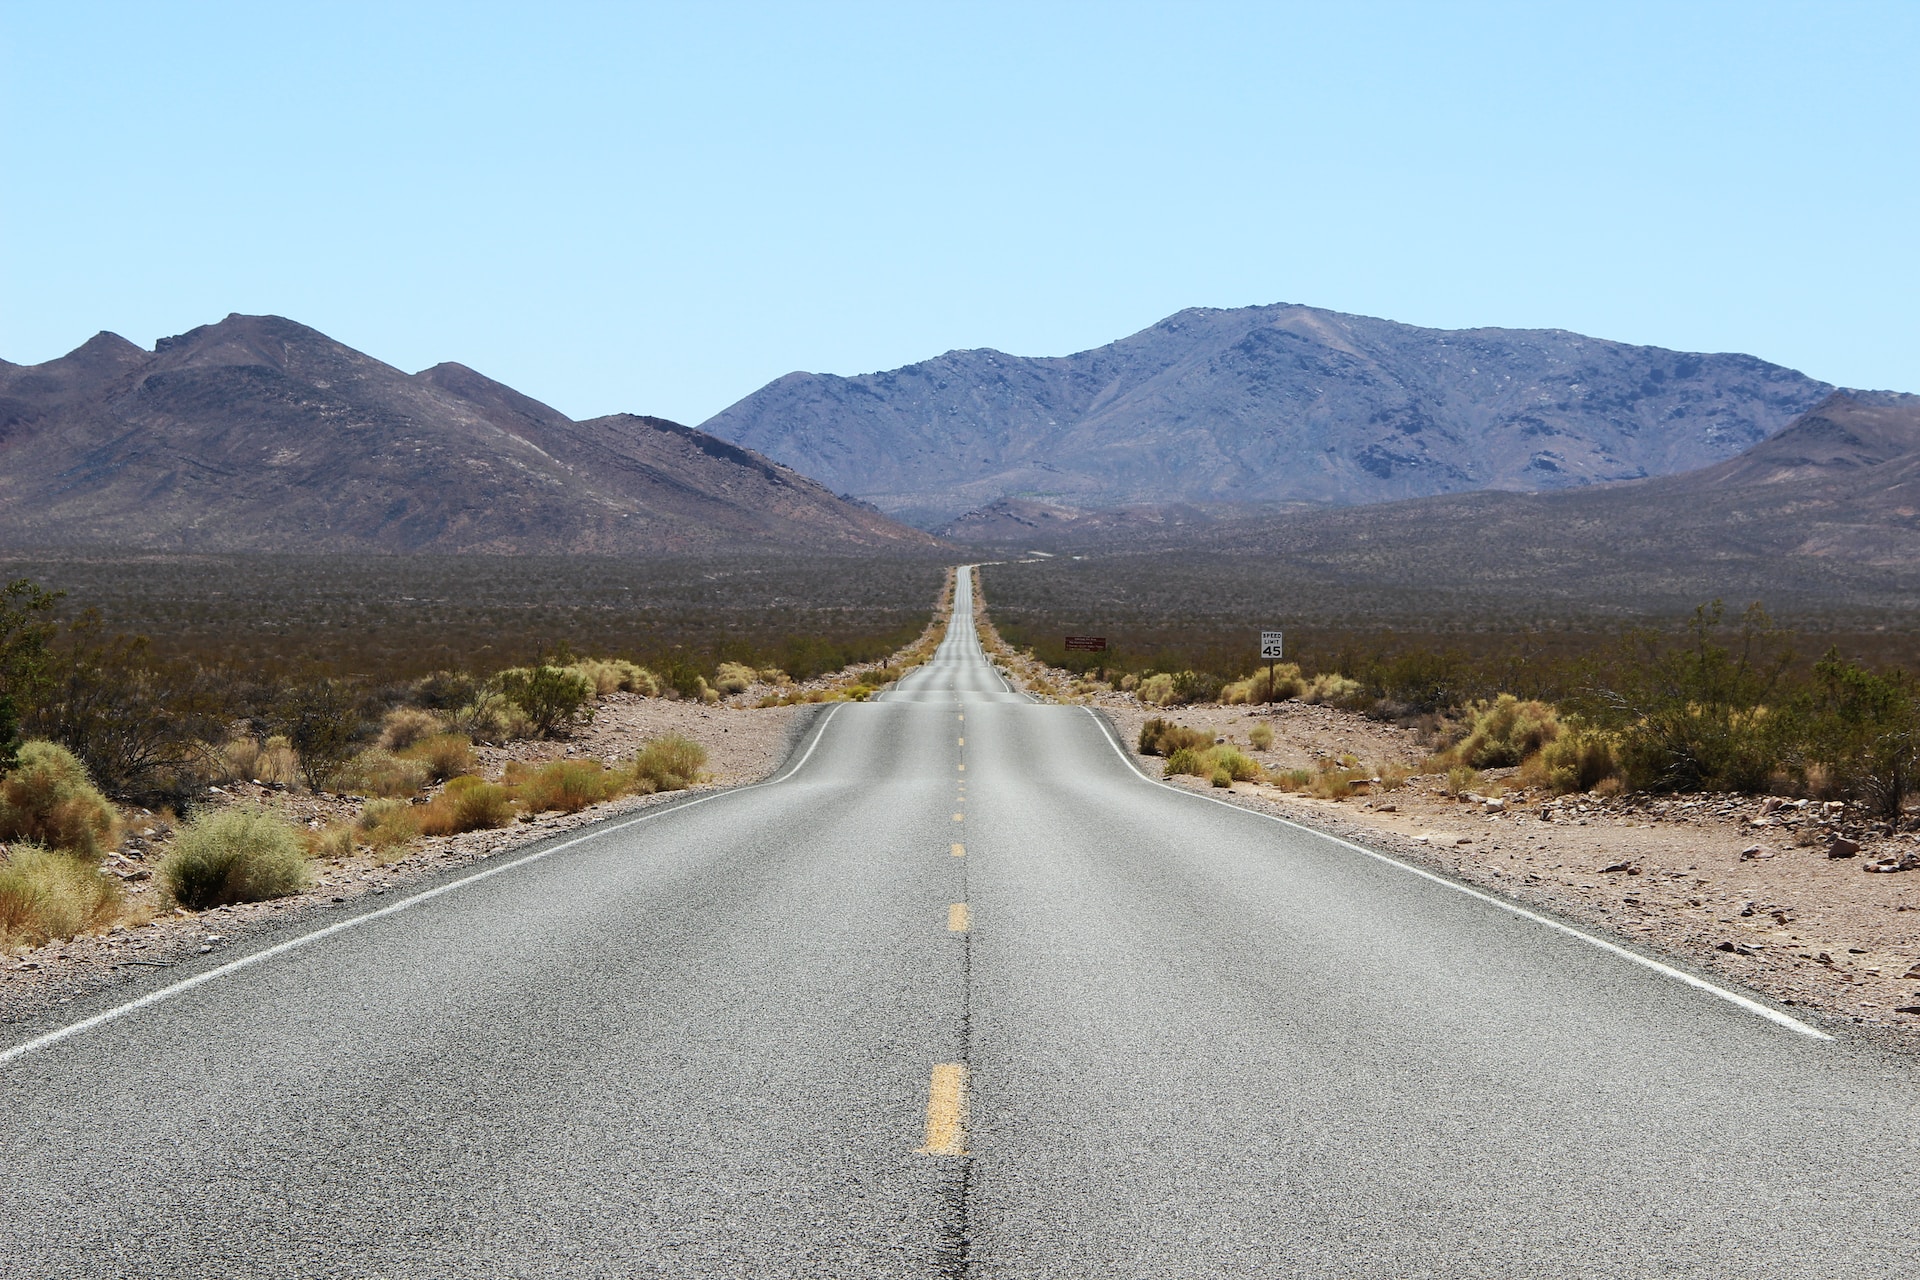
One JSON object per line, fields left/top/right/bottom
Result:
{"left": 3, "top": 1, "right": 1915, "bottom": 423}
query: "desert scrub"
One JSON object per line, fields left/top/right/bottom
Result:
{"left": 1163, "top": 744, "right": 1258, "bottom": 783}
{"left": 356, "top": 798, "right": 421, "bottom": 852}
{"left": 304, "top": 821, "right": 358, "bottom": 861}
{"left": 417, "top": 776, "right": 514, "bottom": 836}
{"left": 568, "top": 658, "right": 659, "bottom": 697}
{"left": 1138, "top": 718, "right": 1210, "bottom": 757}
{"left": 712, "top": 662, "right": 758, "bottom": 696}
{"left": 1222, "top": 664, "right": 1307, "bottom": 705}
{"left": 398, "top": 732, "right": 474, "bottom": 783}
{"left": 454, "top": 692, "right": 535, "bottom": 743}
{"left": 1450, "top": 695, "right": 1561, "bottom": 769}
{"left": 510, "top": 759, "right": 624, "bottom": 814}
{"left": 378, "top": 706, "right": 446, "bottom": 752}
{"left": 494, "top": 664, "right": 595, "bottom": 737}
{"left": 0, "top": 740, "right": 118, "bottom": 858}
{"left": 338, "top": 749, "right": 432, "bottom": 800}
{"left": 1248, "top": 723, "right": 1275, "bottom": 752}
{"left": 0, "top": 843, "right": 124, "bottom": 949}
{"left": 1520, "top": 723, "right": 1619, "bottom": 794}
{"left": 218, "top": 734, "right": 300, "bottom": 788}
{"left": 628, "top": 734, "right": 707, "bottom": 793}
{"left": 1443, "top": 765, "right": 1483, "bottom": 797}
{"left": 159, "top": 804, "right": 314, "bottom": 909}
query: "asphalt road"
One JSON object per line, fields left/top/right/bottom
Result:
{"left": 4, "top": 566, "right": 1918, "bottom": 1277}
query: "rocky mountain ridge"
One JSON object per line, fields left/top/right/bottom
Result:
{"left": 701, "top": 303, "right": 1835, "bottom": 526}
{"left": 0, "top": 315, "right": 939, "bottom": 554}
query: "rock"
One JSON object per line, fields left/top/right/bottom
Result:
{"left": 1484, "top": 798, "right": 1506, "bottom": 814}
{"left": 1740, "top": 902, "right": 1757, "bottom": 917}
{"left": 1740, "top": 844, "right": 1764, "bottom": 859}
{"left": 1828, "top": 837, "right": 1861, "bottom": 859}
{"left": 1716, "top": 941, "right": 1757, "bottom": 956}
{"left": 1599, "top": 861, "right": 1636, "bottom": 874}
{"left": 1895, "top": 1006, "right": 1920, "bottom": 1015}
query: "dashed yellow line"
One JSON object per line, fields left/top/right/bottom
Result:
{"left": 957, "top": 763, "right": 965, "bottom": 772}
{"left": 952, "top": 812, "right": 964, "bottom": 822}
{"left": 948, "top": 903, "right": 970, "bottom": 932}
{"left": 958, "top": 737, "right": 965, "bottom": 746}
{"left": 916, "top": 1063, "right": 969, "bottom": 1156}
{"left": 951, "top": 843, "right": 965, "bottom": 857}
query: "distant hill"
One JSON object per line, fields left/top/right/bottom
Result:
{"left": 701, "top": 303, "right": 1833, "bottom": 527}
{"left": 0, "top": 315, "right": 938, "bottom": 554}
{"left": 960, "top": 391, "right": 1920, "bottom": 619}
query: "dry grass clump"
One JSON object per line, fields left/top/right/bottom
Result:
{"left": 158, "top": 805, "right": 314, "bottom": 909}
{"left": 304, "top": 821, "right": 359, "bottom": 861}
{"left": 0, "top": 843, "right": 124, "bottom": 949}
{"left": 378, "top": 706, "right": 446, "bottom": 751}
{"left": 712, "top": 662, "right": 758, "bottom": 695}
{"left": 218, "top": 734, "right": 301, "bottom": 787}
{"left": 568, "top": 658, "right": 661, "bottom": 697}
{"left": 356, "top": 799, "right": 421, "bottom": 852}
{"left": 1443, "top": 764, "right": 1483, "bottom": 797}
{"left": 0, "top": 741, "right": 119, "bottom": 858}
{"left": 628, "top": 734, "right": 707, "bottom": 793}
{"left": 1519, "top": 723, "right": 1619, "bottom": 794}
{"left": 452, "top": 692, "right": 535, "bottom": 743}
{"left": 398, "top": 732, "right": 475, "bottom": 783}
{"left": 1248, "top": 723, "right": 1275, "bottom": 752}
{"left": 1222, "top": 664, "right": 1308, "bottom": 705}
{"left": 1449, "top": 695, "right": 1562, "bottom": 769}
{"left": 338, "top": 749, "right": 432, "bottom": 800}
{"left": 1138, "top": 718, "right": 1210, "bottom": 757}
{"left": 417, "top": 776, "right": 514, "bottom": 836}
{"left": 510, "top": 759, "right": 625, "bottom": 815}
{"left": 1163, "top": 743, "right": 1261, "bottom": 785}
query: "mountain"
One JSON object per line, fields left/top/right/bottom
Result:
{"left": 965, "top": 391, "right": 1920, "bottom": 620}
{"left": 700, "top": 303, "right": 1834, "bottom": 527}
{"left": 0, "top": 315, "right": 938, "bottom": 554}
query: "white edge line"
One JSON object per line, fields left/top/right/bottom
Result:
{"left": 1, "top": 702, "right": 848, "bottom": 1068}
{"left": 1081, "top": 707, "right": 1833, "bottom": 1042}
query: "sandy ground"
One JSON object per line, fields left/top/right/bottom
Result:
{"left": 996, "top": 647, "right": 1920, "bottom": 1049}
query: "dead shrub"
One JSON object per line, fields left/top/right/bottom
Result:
{"left": 713, "top": 662, "right": 757, "bottom": 695}
{"left": 514, "top": 759, "right": 624, "bottom": 814}
{"left": 1139, "top": 718, "right": 1210, "bottom": 757}
{"left": 0, "top": 843, "right": 123, "bottom": 948}
{"left": 338, "top": 749, "right": 431, "bottom": 800}
{"left": 417, "top": 776, "right": 514, "bottom": 835}
{"left": 218, "top": 734, "right": 301, "bottom": 788}
{"left": 378, "top": 707, "right": 446, "bottom": 752}
{"left": 628, "top": 735, "right": 707, "bottom": 792}
{"left": 357, "top": 798, "right": 421, "bottom": 851}
{"left": 305, "top": 822, "right": 358, "bottom": 861}
{"left": 0, "top": 740, "right": 118, "bottom": 858}
{"left": 399, "top": 732, "right": 475, "bottom": 783}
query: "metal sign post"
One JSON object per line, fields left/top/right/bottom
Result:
{"left": 1260, "top": 630, "right": 1284, "bottom": 703}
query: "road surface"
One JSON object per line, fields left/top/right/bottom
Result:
{"left": 4, "top": 566, "right": 1917, "bottom": 1277}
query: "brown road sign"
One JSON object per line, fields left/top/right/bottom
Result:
{"left": 1064, "top": 636, "right": 1108, "bottom": 652}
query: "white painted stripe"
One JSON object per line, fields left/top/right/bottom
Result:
{"left": 1080, "top": 707, "right": 1832, "bottom": 1041}
{"left": 1, "top": 702, "right": 847, "bottom": 1068}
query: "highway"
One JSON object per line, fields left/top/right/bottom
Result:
{"left": 4, "top": 566, "right": 1918, "bottom": 1277}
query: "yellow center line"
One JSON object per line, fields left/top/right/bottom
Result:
{"left": 951, "top": 843, "right": 965, "bottom": 857}
{"left": 952, "top": 812, "right": 964, "bottom": 822}
{"left": 957, "top": 764, "right": 965, "bottom": 772}
{"left": 958, "top": 737, "right": 965, "bottom": 746}
{"left": 916, "top": 1063, "right": 969, "bottom": 1157}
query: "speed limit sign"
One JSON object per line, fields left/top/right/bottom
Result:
{"left": 1260, "top": 631, "right": 1284, "bottom": 660}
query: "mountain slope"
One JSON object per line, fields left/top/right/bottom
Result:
{"left": 0, "top": 315, "right": 937, "bottom": 554}
{"left": 701, "top": 303, "right": 1833, "bottom": 526}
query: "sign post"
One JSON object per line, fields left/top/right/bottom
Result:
{"left": 1259, "top": 630, "right": 1284, "bottom": 703}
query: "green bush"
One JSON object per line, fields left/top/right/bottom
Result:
{"left": 495, "top": 665, "right": 594, "bottom": 737}
{"left": 0, "top": 843, "right": 123, "bottom": 948}
{"left": 1209, "top": 745, "right": 1260, "bottom": 782}
{"left": 628, "top": 734, "right": 707, "bottom": 792}
{"left": 159, "top": 805, "right": 313, "bottom": 909}
{"left": 1795, "top": 651, "right": 1920, "bottom": 820}
{"left": 453, "top": 692, "right": 534, "bottom": 743}
{"left": 1455, "top": 694, "right": 1562, "bottom": 769}
{"left": 1138, "top": 718, "right": 1210, "bottom": 757}
{"left": 1163, "top": 746, "right": 1207, "bottom": 778}
{"left": 1523, "top": 723, "right": 1618, "bottom": 794}
{"left": 275, "top": 678, "right": 361, "bottom": 790}
{"left": 0, "top": 740, "right": 118, "bottom": 858}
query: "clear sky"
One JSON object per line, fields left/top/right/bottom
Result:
{"left": 3, "top": 1, "right": 1915, "bottom": 424}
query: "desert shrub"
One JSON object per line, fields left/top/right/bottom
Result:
{"left": 356, "top": 798, "right": 421, "bottom": 851}
{"left": 495, "top": 665, "right": 595, "bottom": 737}
{"left": 1520, "top": 722, "right": 1619, "bottom": 794}
{"left": 274, "top": 677, "right": 361, "bottom": 790}
{"left": 1211, "top": 766, "right": 1233, "bottom": 787}
{"left": 1454, "top": 694, "right": 1562, "bottom": 769}
{"left": 1136, "top": 673, "right": 1176, "bottom": 706}
{"left": 1138, "top": 718, "right": 1210, "bottom": 757}
{"left": 1162, "top": 746, "right": 1208, "bottom": 778}
{"left": 713, "top": 662, "right": 758, "bottom": 695}
{"left": 417, "top": 776, "right": 514, "bottom": 835}
{"left": 378, "top": 707, "right": 446, "bottom": 752}
{"left": 1444, "top": 765, "right": 1482, "bottom": 797}
{"left": 1248, "top": 723, "right": 1275, "bottom": 751}
{"left": 1118, "top": 673, "right": 1140, "bottom": 693}
{"left": 1209, "top": 746, "right": 1260, "bottom": 782}
{"left": 1222, "top": 664, "right": 1307, "bottom": 705}
{"left": 1377, "top": 762, "right": 1414, "bottom": 790}
{"left": 0, "top": 740, "right": 118, "bottom": 858}
{"left": 1303, "top": 673, "right": 1366, "bottom": 708}
{"left": 0, "top": 843, "right": 122, "bottom": 948}
{"left": 305, "top": 822, "right": 358, "bottom": 860}
{"left": 567, "top": 658, "right": 660, "bottom": 698}
{"left": 338, "top": 749, "right": 431, "bottom": 800}
{"left": 26, "top": 616, "right": 232, "bottom": 803}
{"left": 413, "top": 670, "right": 479, "bottom": 711}
{"left": 1, "top": 578, "right": 61, "bottom": 773}
{"left": 399, "top": 732, "right": 474, "bottom": 782}
{"left": 515, "top": 759, "right": 624, "bottom": 814}
{"left": 453, "top": 693, "right": 535, "bottom": 743}
{"left": 1271, "top": 768, "right": 1314, "bottom": 791}
{"left": 158, "top": 804, "right": 313, "bottom": 909}
{"left": 628, "top": 734, "right": 707, "bottom": 792}
{"left": 1794, "top": 651, "right": 1920, "bottom": 821}
{"left": 217, "top": 734, "right": 302, "bottom": 787}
